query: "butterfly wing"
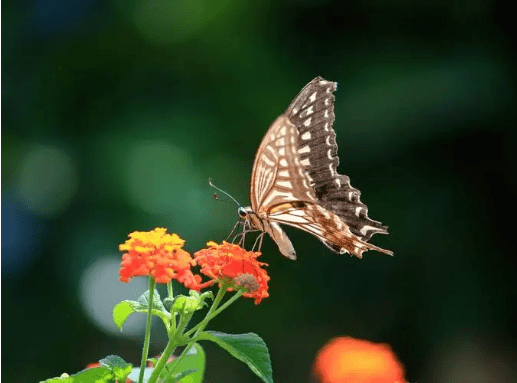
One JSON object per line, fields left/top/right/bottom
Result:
{"left": 249, "top": 77, "right": 392, "bottom": 258}
{"left": 250, "top": 116, "right": 317, "bottom": 213}
{"left": 267, "top": 202, "right": 392, "bottom": 258}
{"left": 249, "top": 115, "right": 316, "bottom": 260}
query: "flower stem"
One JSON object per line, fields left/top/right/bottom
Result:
{"left": 156, "top": 286, "right": 228, "bottom": 381}
{"left": 147, "top": 289, "right": 222, "bottom": 383}
{"left": 167, "top": 281, "right": 176, "bottom": 331}
{"left": 138, "top": 277, "right": 156, "bottom": 383}
{"left": 208, "top": 288, "right": 246, "bottom": 319}
{"left": 167, "top": 282, "right": 173, "bottom": 299}
{"left": 147, "top": 337, "right": 177, "bottom": 383}
{"left": 148, "top": 285, "right": 246, "bottom": 383}
{"left": 185, "top": 286, "right": 246, "bottom": 337}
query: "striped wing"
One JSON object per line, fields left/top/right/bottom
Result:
{"left": 250, "top": 78, "right": 392, "bottom": 258}
{"left": 250, "top": 116, "right": 317, "bottom": 213}
{"left": 286, "top": 77, "right": 390, "bottom": 242}
{"left": 267, "top": 203, "right": 392, "bottom": 258}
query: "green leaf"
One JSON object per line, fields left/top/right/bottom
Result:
{"left": 40, "top": 356, "right": 133, "bottom": 382}
{"left": 113, "top": 290, "right": 171, "bottom": 331}
{"left": 166, "top": 343, "right": 205, "bottom": 383}
{"left": 99, "top": 354, "right": 126, "bottom": 368}
{"left": 137, "top": 290, "right": 166, "bottom": 311}
{"left": 39, "top": 366, "right": 112, "bottom": 383}
{"left": 99, "top": 355, "right": 132, "bottom": 381}
{"left": 112, "top": 301, "right": 134, "bottom": 331}
{"left": 197, "top": 331, "right": 273, "bottom": 383}
{"left": 170, "top": 369, "right": 197, "bottom": 382}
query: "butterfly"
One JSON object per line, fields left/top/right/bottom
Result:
{"left": 237, "top": 77, "right": 392, "bottom": 260}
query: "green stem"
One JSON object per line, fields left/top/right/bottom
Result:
{"left": 157, "top": 286, "right": 228, "bottom": 381}
{"left": 206, "top": 283, "right": 227, "bottom": 316}
{"left": 148, "top": 284, "right": 247, "bottom": 383}
{"left": 167, "top": 282, "right": 176, "bottom": 332}
{"left": 209, "top": 288, "right": 246, "bottom": 320}
{"left": 184, "top": 285, "right": 226, "bottom": 336}
{"left": 147, "top": 337, "right": 177, "bottom": 383}
{"left": 167, "top": 282, "right": 173, "bottom": 299}
{"left": 147, "top": 294, "right": 201, "bottom": 383}
{"left": 185, "top": 287, "right": 246, "bottom": 337}
{"left": 138, "top": 277, "right": 156, "bottom": 383}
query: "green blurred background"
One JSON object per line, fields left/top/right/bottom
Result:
{"left": 3, "top": 0, "right": 516, "bottom": 382}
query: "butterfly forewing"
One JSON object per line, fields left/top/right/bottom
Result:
{"left": 247, "top": 77, "right": 392, "bottom": 258}
{"left": 250, "top": 116, "right": 316, "bottom": 213}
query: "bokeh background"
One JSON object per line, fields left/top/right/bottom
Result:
{"left": 3, "top": 1, "right": 516, "bottom": 382}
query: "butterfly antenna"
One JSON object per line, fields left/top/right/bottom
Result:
{"left": 208, "top": 178, "right": 241, "bottom": 207}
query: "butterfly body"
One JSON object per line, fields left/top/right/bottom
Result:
{"left": 240, "top": 77, "right": 392, "bottom": 259}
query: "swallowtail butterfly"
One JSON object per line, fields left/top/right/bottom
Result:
{"left": 238, "top": 77, "right": 392, "bottom": 259}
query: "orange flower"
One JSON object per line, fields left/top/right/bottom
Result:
{"left": 119, "top": 228, "right": 201, "bottom": 289}
{"left": 194, "top": 241, "right": 269, "bottom": 304}
{"left": 313, "top": 337, "right": 405, "bottom": 383}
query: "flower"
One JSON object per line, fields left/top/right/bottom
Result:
{"left": 119, "top": 228, "right": 201, "bottom": 289}
{"left": 313, "top": 337, "right": 405, "bottom": 383}
{"left": 194, "top": 241, "right": 269, "bottom": 304}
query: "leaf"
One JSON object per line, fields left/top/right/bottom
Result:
{"left": 112, "top": 301, "right": 134, "bottom": 331}
{"left": 137, "top": 290, "right": 166, "bottom": 312}
{"left": 197, "top": 331, "right": 273, "bottom": 383}
{"left": 39, "top": 366, "right": 112, "bottom": 383}
{"left": 113, "top": 290, "right": 171, "bottom": 331}
{"left": 99, "top": 355, "right": 132, "bottom": 381}
{"left": 166, "top": 343, "right": 205, "bottom": 383}
{"left": 170, "top": 369, "right": 197, "bottom": 382}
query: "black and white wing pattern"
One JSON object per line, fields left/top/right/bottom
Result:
{"left": 286, "top": 77, "right": 390, "bottom": 243}
{"left": 246, "top": 77, "right": 392, "bottom": 259}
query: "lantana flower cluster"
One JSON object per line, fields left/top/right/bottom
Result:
{"left": 119, "top": 228, "right": 269, "bottom": 304}
{"left": 119, "top": 228, "right": 201, "bottom": 288}
{"left": 194, "top": 241, "right": 270, "bottom": 304}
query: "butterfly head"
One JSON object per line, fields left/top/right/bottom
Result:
{"left": 238, "top": 206, "right": 256, "bottom": 221}
{"left": 237, "top": 206, "right": 265, "bottom": 232}
{"left": 237, "top": 206, "right": 248, "bottom": 219}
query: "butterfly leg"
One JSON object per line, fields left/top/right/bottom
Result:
{"left": 225, "top": 219, "right": 243, "bottom": 242}
{"left": 232, "top": 221, "right": 248, "bottom": 246}
{"left": 232, "top": 231, "right": 244, "bottom": 245}
{"left": 232, "top": 220, "right": 261, "bottom": 249}
{"left": 252, "top": 231, "right": 266, "bottom": 253}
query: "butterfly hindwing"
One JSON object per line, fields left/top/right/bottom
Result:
{"left": 267, "top": 202, "right": 392, "bottom": 258}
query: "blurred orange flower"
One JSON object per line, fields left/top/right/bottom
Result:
{"left": 194, "top": 241, "right": 269, "bottom": 304}
{"left": 119, "top": 228, "right": 201, "bottom": 289}
{"left": 313, "top": 336, "right": 405, "bottom": 383}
